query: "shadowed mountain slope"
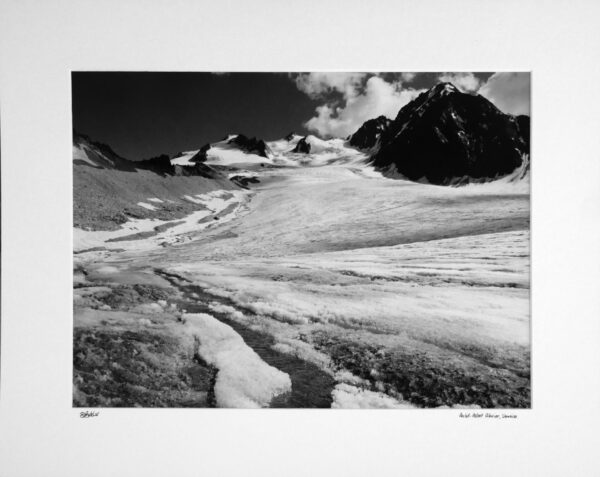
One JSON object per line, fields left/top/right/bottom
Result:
{"left": 369, "top": 83, "right": 529, "bottom": 184}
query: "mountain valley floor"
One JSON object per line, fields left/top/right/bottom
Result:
{"left": 73, "top": 143, "right": 530, "bottom": 408}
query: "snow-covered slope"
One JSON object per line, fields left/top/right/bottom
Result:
{"left": 267, "top": 134, "right": 369, "bottom": 167}
{"left": 173, "top": 134, "right": 277, "bottom": 167}
{"left": 73, "top": 133, "right": 133, "bottom": 169}
{"left": 267, "top": 134, "right": 304, "bottom": 155}
{"left": 73, "top": 132, "right": 239, "bottom": 231}
{"left": 175, "top": 132, "right": 370, "bottom": 170}
{"left": 157, "top": 164, "right": 530, "bottom": 407}
{"left": 171, "top": 150, "right": 201, "bottom": 166}
{"left": 205, "top": 139, "right": 271, "bottom": 166}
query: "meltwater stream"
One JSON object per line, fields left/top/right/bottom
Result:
{"left": 159, "top": 271, "right": 336, "bottom": 408}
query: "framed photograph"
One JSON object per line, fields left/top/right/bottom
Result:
{"left": 1, "top": 1, "right": 599, "bottom": 476}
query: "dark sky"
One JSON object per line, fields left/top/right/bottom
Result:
{"left": 72, "top": 72, "right": 320, "bottom": 160}
{"left": 72, "top": 72, "right": 494, "bottom": 161}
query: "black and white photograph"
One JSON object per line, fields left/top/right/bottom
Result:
{"left": 72, "top": 71, "right": 531, "bottom": 409}
{"left": 2, "top": 0, "right": 600, "bottom": 475}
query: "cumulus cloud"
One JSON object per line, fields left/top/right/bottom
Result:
{"left": 400, "top": 72, "right": 417, "bottom": 82}
{"left": 293, "top": 72, "right": 368, "bottom": 99}
{"left": 478, "top": 72, "right": 530, "bottom": 115}
{"left": 438, "top": 72, "right": 482, "bottom": 92}
{"left": 294, "top": 73, "right": 424, "bottom": 138}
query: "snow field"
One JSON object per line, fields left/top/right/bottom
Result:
{"left": 74, "top": 190, "right": 249, "bottom": 252}
{"left": 168, "top": 230, "right": 529, "bottom": 364}
{"left": 182, "top": 312, "right": 292, "bottom": 407}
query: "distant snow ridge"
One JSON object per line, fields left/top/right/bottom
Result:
{"left": 266, "top": 133, "right": 305, "bottom": 156}
{"left": 183, "top": 312, "right": 291, "bottom": 408}
{"left": 292, "top": 135, "right": 342, "bottom": 154}
{"left": 172, "top": 131, "right": 370, "bottom": 169}
{"left": 271, "top": 134, "right": 369, "bottom": 167}
{"left": 171, "top": 134, "right": 275, "bottom": 167}
{"left": 170, "top": 150, "right": 201, "bottom": 166}
{"left": 73, "top": 133, "right": 131, "bottom": 169}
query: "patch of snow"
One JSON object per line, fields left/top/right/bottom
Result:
{"left": 94, "top": 265, "right": 120, "bottom": 275}
{"left": 73, "top": 144, "right": 98, "bottom": 167}
{"left": 73, "top": 190, "right": 249, "bottom": 253}
{"left": 132, "top": 303, "right": 164, "bottom": 314}
{"left": 182, "top": 312, "right": 291, "bottom": 407}
{"left": 267, "top": 135, "right": 304, "bottom": 155}
{"left": 208, "top": 302, "right": 245, "bottom": 321}
{"left": 137, "top": 202, "right": 158, "bottom": 211}
{"left": 335, "top": 370, "right": 368, "bottom": 386}
{"left": 73, "top": 143, "right": 117, "bottom": 168}
{"left": 227, "top": 171, "right": 259, "bottom": 180}
{"left": 170, "top": 150, "right": 200, "bottom": 166}
{"left": 183, "top": 195, "right": 205, "bottom": 204}
{"left": 331, "top": 383, "right": 415, "bottom": 409}
{"left": 205, "top": 144, "right": 270, "bottom": 166}
{"left": 147, "top": 198, "right": 164, "bottom": 203}
{"left": 270, "top": 340, "right": 332, "bottom": 371}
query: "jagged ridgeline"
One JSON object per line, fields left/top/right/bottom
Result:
{"left": 348, "top": 116, "right": 392, "bottom": 149}
{"left": 349, "top": 82, "right": 530, "bottom": 185}
{"left": 73, "top": 81, "right": 530, "bottom": 232}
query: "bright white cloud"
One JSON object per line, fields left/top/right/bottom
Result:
{"left": 400, "top": 72, "right": 417, "bottom": 82}
{"left": 438, "top": 72, "right": 481, "bottom": 92}
{"left": 293, "top": 72, "right": 368, "bottom": 99}
{"left": 298, "top": 74, "right": 423, "bottom": 138}
{"left": 478, "top": 72, "right": 530, "bottom": 115}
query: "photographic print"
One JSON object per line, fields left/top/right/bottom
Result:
{"left": 72, "top": 72, "right": 530, "bottom": 409}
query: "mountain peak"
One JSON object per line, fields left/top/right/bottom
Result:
{"left": 227, "top": 134, "right": 271, "bottom": 158}
{"left": 435, "top": 81, "right": 458, "bottom": 90}
{"left": 349, "top": 115, "right": 392, "bottom": 149}
{"left": 429, "top": 82, "right": 460, "bottom": 98}
{"left": 371, "top": 83, "right": 529, "bottom": 184}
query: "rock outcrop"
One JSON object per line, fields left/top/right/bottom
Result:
{"left": 349, "top": 115, "right": 391, "bottom": 150}
{"left": 292, "top": 136, "right": 311, "bottom": 153}
{"left": 228, "top": 134, "right": 271, "bottom": 158}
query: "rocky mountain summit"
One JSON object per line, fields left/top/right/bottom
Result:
{"left": 359, "top": 82, "right": 529, "bottom": 184}
{"left": 292, "top": 136, "right": 312, "bottom": 153}
{"left": 227, "top": 134, "right": 271, "bottom": 158}
{"left": 348, "top": 115, "right": 391, "bottom": 149}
